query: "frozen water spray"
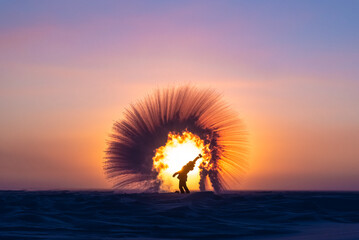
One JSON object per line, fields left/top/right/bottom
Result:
{"left": 104, "top": 86, "right": 248, "bottom": 193}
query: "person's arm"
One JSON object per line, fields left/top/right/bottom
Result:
{"left": 172, "top": 171, "right": 179, "bottom": 177}
{"left": 192, "top": 154, "right": 202, "bottom": 162}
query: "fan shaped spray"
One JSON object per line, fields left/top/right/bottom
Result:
{"left": 104, "top": 85, "right": 248, "bottom": 193}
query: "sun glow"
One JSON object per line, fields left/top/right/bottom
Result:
{"left": 152, "top": 131, "right": 211, "bottom": 192}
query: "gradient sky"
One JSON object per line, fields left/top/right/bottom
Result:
{"left": 1, "top": 0, "right": 358, "bottom": 190}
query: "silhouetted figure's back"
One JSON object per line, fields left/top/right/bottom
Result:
{"left": 173, "top": 154, "right": 202, "bottom": 193}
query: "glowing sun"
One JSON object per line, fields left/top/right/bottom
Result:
{"left": 152, "top": 131, "right": 212, "bottom": 192}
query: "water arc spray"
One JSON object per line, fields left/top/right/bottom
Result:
{"left": 104, "top": 85, "right": 248, "bottom": 193}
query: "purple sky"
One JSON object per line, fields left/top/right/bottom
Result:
{"left": 0, "top": 1, "right": 358, "bottom": 190}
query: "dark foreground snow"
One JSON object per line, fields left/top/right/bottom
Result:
{"left": 0, "top": 191, "right": 358, "bottom": 239}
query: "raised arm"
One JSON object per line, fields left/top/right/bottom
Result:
{"left": 193, "top": 154, "right": 202, "bottom": 161}
{"left": 190, "top": 154, "right": 202, "bottom": 165}
{"left": 172, "top": 171, "right": 179, "bottom": 177}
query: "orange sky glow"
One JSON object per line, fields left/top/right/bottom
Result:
{"left": 0, "top": 1, "right": 358, "bottom": 191}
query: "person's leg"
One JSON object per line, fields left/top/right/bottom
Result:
{"left": 179, "top": 181, "right": 185, "bottom": 193}
{"left": 183, "top": 182, "right": 190, "bottom": 194}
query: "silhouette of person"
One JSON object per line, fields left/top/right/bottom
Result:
{"left": 173, "top": 154, "right": 202, "bottom": 194}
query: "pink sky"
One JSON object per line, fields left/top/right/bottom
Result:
{"left": 0, "top": 1, "right": 358, "bottom": 190}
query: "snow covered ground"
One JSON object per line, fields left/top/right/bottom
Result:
{"left": 0, "top": 190, "right": 358, "bottom": 239}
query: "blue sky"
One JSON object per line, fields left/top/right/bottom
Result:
{"left": 0, "top": 1, "right": 358, "bottom": 190}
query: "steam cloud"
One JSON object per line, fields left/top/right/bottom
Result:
{"left": 104, "top": 86, "right": 248, "bottom": 193}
